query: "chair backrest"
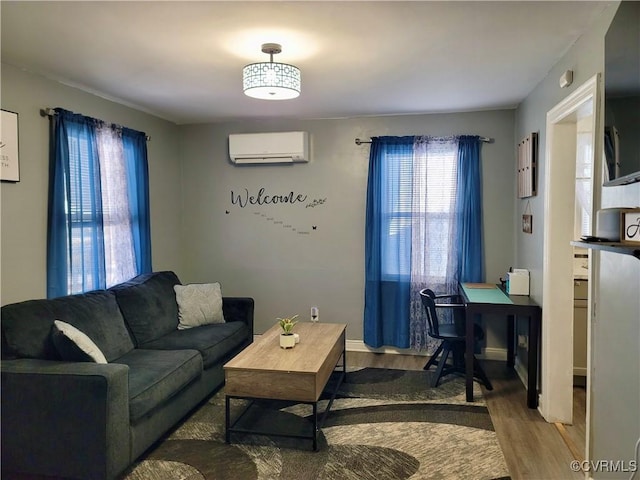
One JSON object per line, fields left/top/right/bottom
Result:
{"left": 419, "top": 288, "right": 441, "bottom": 338}
{"left": 419, "top": 288, "right": 467, "bottom": 340}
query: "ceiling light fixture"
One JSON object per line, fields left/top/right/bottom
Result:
{"left": 243, "top": 43, "right": 301, "bottom": 100}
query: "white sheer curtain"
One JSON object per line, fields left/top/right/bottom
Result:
{"left": 96, "top": 125, "right": 136, "bottom": 288}
{"left": 409, "top": 137, "right": 459, "bottom": 352}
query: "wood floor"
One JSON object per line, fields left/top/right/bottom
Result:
{"left": 347, "top": 351, "right": 587, "bottom": 480}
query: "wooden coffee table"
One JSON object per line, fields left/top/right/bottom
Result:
{"left": 224, "top": 322, "right": 346, "bottom": 451}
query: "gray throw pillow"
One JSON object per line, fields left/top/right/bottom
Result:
{"left": 51, "top": 320, "right": 108, "bottom": 363}
{"left": 174, "top": 283, "right": 225, "bottom": 330}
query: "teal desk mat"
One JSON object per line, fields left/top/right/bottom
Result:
{"left": 461, "top": 284, "right": 513, "bottom": 304}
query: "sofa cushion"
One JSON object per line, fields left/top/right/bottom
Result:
{"left": 1, "top": 291, "right": 134, "bottom": 361}
{"left": 51, "top": 320, "right": 108, "bottom": 363}
{"left": 142, "top": 322, "right": 249, "bottom": 369}
{"left": 114, "top": 348, "right": 202, "bottom": 422}
{"left": 109, "top": 271, "right": 181, "bottom": 346}
{"left": 175, "top": 282, "right": 225, "bottom": 330}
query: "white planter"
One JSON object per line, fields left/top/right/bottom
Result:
{"left": 280, "top": 333, "right": 296, "bottom": 349}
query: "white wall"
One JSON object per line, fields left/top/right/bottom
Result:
{"left": 0, "top": 64, "right": 184, "bottom": 305}
{"left": 515, "top": 2, "right": 640, "bottom": 476}
{"left": 178, "top": 110, "right": 516, "bottom": 349}
{"left": 594, "top": 185, "right": 640, "bottom": 476}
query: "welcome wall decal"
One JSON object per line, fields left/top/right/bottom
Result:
{"left": 227, "top": 187, "right": 327, "bottom": 236}
{"left": 230, "top": 187, "right": 308, "bottom": 207}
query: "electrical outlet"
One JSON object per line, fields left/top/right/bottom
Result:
{"left": 517, "top": 334, "right": 529, "bottom": 349}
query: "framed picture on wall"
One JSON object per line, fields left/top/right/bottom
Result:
{"left": 1, "top": 109, "right": 20, "bottom": 182}
{"left": 620, "top": 208, "right": 640, "bottom": 245}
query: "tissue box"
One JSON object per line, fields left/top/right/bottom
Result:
{"left": 507, "top": 269, "right": 530, "bottom": 295}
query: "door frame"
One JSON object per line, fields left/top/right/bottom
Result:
{"left": 541, "top": 74, "right": 601, "bottom": 428}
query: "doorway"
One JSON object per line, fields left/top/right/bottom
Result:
{"left": 541, "top": 75, "right": 601, "bottom": 458}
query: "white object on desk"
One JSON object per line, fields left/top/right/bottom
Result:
{"left": 596, "top": 208, "right": 622, "bottom": 241}
{"left": 507, "top": 269, "right": 530, "bottom": 295}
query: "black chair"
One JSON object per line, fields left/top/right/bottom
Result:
{"left": 419, "top": 288, "right": 492, "bottom": 390}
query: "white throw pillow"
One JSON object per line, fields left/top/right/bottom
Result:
{"left": 51, "top": 320, "right": 108, "bottom": 364}
{"left": 174, "top": 282, "right": 225, "bottom": 330}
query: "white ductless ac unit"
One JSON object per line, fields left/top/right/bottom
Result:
{"left": 228, "top": 131, "right": 309, "bottom": 164}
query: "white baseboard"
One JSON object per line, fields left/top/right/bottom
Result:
{"left": 478, "top": 347, "right": 508, "bottom": 361}
{"left": 344, "top": 340, "right": 429, "bottom": 356}
{"left": 345, "top": 339, "right": 508, "bottom": 361}
{"left": 255, "top": 335, "right": 508, "bottom": 361}
{"left": 514, "top": 359, "right": 528, "bottom": 385}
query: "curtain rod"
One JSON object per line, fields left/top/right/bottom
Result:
{"left": 355, "top": 136, "right": 493, "bottom": 145}
{"left": 40, "top": 108, "right": 151, "bottom": 141}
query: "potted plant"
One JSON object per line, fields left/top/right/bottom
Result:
{"left": 277, "top": 314, "right": 298, "bottom": 349}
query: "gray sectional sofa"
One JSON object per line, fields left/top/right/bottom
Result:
{"left": 1, "top": 271, "right": 254, "bottom": 480}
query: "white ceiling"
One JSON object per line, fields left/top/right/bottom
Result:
{"left": 1, "top": 1, "right": 613, "bottom": 125}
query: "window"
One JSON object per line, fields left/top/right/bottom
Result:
{"left": 411, "top": 140, "right": 458, "bottom": 284}
{"left": 47, "top": 109, "right": 151, "bottom": 298}
{"left": 381, "top": 140, "right": 458, "bottom": 285}
{"left": 575, "top": 131, "right": 593, "bottom": 239}
{"left": 364, "top": 135, "right": 483, "bottom": 350}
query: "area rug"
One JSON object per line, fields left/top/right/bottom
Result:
{"left": 123, "top": 368, "right": 510, "bottom": 480}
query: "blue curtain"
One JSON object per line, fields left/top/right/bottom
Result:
{"left": 364, "top": 134, "right": 484, "bottom": 349}
{"left": 122, "top": 127, "right": 152, "bottom": 274}
{"left": 47, "top": 109, "right": 151, "bottom": 298}
{"left": 47, "top": 109, "right": 105, "bottom": 298}
{"left": 364, "top": 136, "right": 415, "bottom": 348}
{"left": 455, "top": 135, "right": 484, "bottom": 283}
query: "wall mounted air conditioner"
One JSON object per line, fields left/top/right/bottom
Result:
{"left": 228, "top": 131, "right": 309, "bottom": 164}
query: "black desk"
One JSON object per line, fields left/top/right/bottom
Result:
{"left": 459, "top": 283, "right": 541, "bottom": 409}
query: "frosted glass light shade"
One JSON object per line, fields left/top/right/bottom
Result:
{"left": 243, "top": 61, "right": 301, "bottom": 100}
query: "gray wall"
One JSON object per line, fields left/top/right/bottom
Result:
{"left": 178, "top": 111, "right": 516, "bottom": 349}
{"left": 515, "top": 2, "right": 640, "bottom": 476}
{"left": 514, "top": 3, "right": 621, "bottom": 300}
{"left": 0, "top": 63, "right": 184, "bottom": 305}
{"left": 1, "top": 61, "right": 517, "bottom": 353}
